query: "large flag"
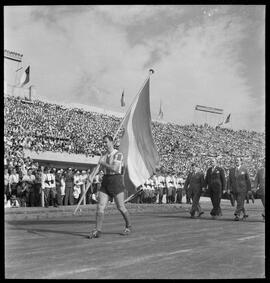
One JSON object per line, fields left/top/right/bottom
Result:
{"left": 19, "top": 66, "right": 30, "bottom": 87}
{"left": 158, "top": 100, "right": 164, "bottom": 120}
{"left": 121, "top": 90, "right": 125, "bottom": 107}
{"left": 119, "top": 77, "right": 159, "bottom": 190}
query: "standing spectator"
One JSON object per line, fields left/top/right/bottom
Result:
{"left": 157, "top": 172, "right": 165, "bottom": 204}
{"left": 253, "top": 159, "right": 265, "bottom": 220}
{"left": 184, "top": 163, "right": 205, "bottom": 218}
{"left": 80, "top": 170, "right": 88, "bottom": 204}
{"left": 9, "top": 168, "right": 19, "bottom": 197}
{"left": 85, "top": 169, "right": 92, "bottom": 204}
{"left": 50, "top": 168, "right": 57, "bottom": 207}
{"left": 171, "top": 173, "right": 177, "bottom": 204}
{"left": 166, "top": 174, "right": 173, "bottom": 204}
{"left": 17, "top": 181, "right": 28, "bottom": 207}
{"left": 227, "top": 157, "right": 251, "bottom": 221}
{"left": 205, "top": 157, "right": 226, "bottom": 219}
{"left": 175, "top": 175, "right": 184, "bottom": 204}
{"left": 73, "top": 170, "right": 82, "bottom": 204}
{"left": 34, "top": 167, "right": 43, "bottom": 207}
{"left": 43, "top": 167, "right": 58, "bottom": 208}
{"left": 4, "top": 168, "right": 11, "bottom": 200}
{"left": 60, "top": 170, "right": 66, "bottom": 205}
{"left": 152, "top": 173, "right": 159, "bottom": 203}
{"left": 22, "top": 168, "right": 35, "bottom": 207}
{"left": 55, "top": 170, "right": 63, "bottom": 206}
{"left": 64, "top": 168, "right": 74, "bottom": 206}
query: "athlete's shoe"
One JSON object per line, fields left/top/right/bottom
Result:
{"left": 234, "top": 215, "right": 240, "bottom": 221}
{"left": 242, "top": 214, "right": 248, "bottom": 220}
{"left": 198, "top": 211, "right": 204, "bottom": 217}
{"left": 88, "top": 229, "right": 101, "bottom": 239}
{"left": 121, "top": 226, "right": 132, "bottom": 236}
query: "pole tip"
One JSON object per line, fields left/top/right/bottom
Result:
{"left": 149, "top": 69, "right": 155, "bottom": 75}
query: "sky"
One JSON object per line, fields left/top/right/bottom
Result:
{"left": 4, "top": 5, "right": 265, "bottom": 132}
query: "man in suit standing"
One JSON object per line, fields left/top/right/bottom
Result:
{"left": 205, "top": 157, "right": 226, "bottom": 219}
{"left": 184, "top": 163, "right": 205, "bottom": 218}
{"left": 254, "top": 158, "right": 265, "bottom": 220}
{"left": 227, "top": 157, "right": 251, "bottom": 221}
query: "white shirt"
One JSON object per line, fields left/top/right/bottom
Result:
{"left": 9, "top": 173, "right": 19, "bottom": 184}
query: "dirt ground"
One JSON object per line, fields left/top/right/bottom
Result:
{"left": 4, "top": 199, "right": 266, "bottom": 279}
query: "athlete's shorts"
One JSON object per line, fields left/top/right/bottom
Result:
{"left": 100, "top": 175, "right": 125, "bottom": 198}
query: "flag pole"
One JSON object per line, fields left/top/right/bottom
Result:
{"left": 73, "top": 69, "right": 155, "bottom": 215}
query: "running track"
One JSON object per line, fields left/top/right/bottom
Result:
{"left": 5, "top": 199, "right": 266, "bottom": 279}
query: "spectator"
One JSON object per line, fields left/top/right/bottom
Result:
{"left": 4, "top": 94, "right": 265, "bottom": 209}
{"left": 64, "top": 168, "right": 74, "bottom": 206}
{"left": 73, "top": 170, "right": 83, "bottom": 204}
{"left": 43, "top": 167, "right": 58, "bottom": 208}
{"left": 55, "top": 170, "right": 63, "bottom": 206}
{"left": 4, "top": 168, "right": 10, "bottom": 200}
{"left": 34, "top": 167, "right": 43, "bottom": 207}
{"left": 9, "top": 168, "right": 20, "bottom": 197}
{"left": 21, "top": 168, "right": 35, "bottom": 207}
{"left": 5, "top": 195, "right": 20, "bottom": 208}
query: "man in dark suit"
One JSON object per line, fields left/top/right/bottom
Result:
{"left": 227, "top": 157, "right": 251, "bottom": 221}
{"left": 254, "top": 159, "right": 265, "bottom": 220}
{"left": 184, "top": 163, "right": 205, "bottom": 218}
{"left": 205, "top": 157, "right": 226, "bottom": 219}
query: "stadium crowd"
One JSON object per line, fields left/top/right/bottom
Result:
{"left": 4, "top": 95, "right": 265, "bottom": 207}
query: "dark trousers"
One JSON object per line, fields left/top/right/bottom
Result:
{"left": 190, "top": 190, "right": 202, "bottom": 215}
{"left": 10, "top": 183, "right": 18, "bottom": 197}
{"left": 209, "top": 188, "right": 222, "bottom": 216}
{"left": 44, "top": 187, "right": 57, "bottom": 207}
{"left": 234, "top": 192, "right": 247, "bottom": 216}
{"left": 34, "top": 183, "right": 42, "bottom": 207}
{"left": 185, "top": 189, "right": 192, "bottom": 204}
{"left": 18, "top": 190, "right": 29, "bottom": 207}
{"left": 56, "top": 186, "right": 62, "bottom": 205}
{"left": 64, "top": 185, "right": 74, "bottom": 205}
{"left": 28, "top": 190, "right": 36, "bottom": 207}
{"left": 5, "top": 185, "right": 11, "bottom": 200}
{"left": 28, "top": 184, "right": 41, "bottom": 207}
{"left": 176, "top": 188, "right": 183, "bottom": 203}
{"left": 158, "top": 188, "right": 164, "bottom": 204}
{"left": 171, "top": 188, "right": 176, "bottom": 203}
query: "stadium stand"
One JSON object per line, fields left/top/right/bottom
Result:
{"left": 4, "top": 95, "right": 265, "bottom": 206}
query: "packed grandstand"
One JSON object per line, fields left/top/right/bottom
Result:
{"left": 4, "top": 94, "right": 265, "bottom": 207}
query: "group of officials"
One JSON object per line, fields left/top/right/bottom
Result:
{"left": 184, "top": 157, "right": 265, "bottom": 221}
{"left": 136, "top": 156, "right": 265, "bottom": 222}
